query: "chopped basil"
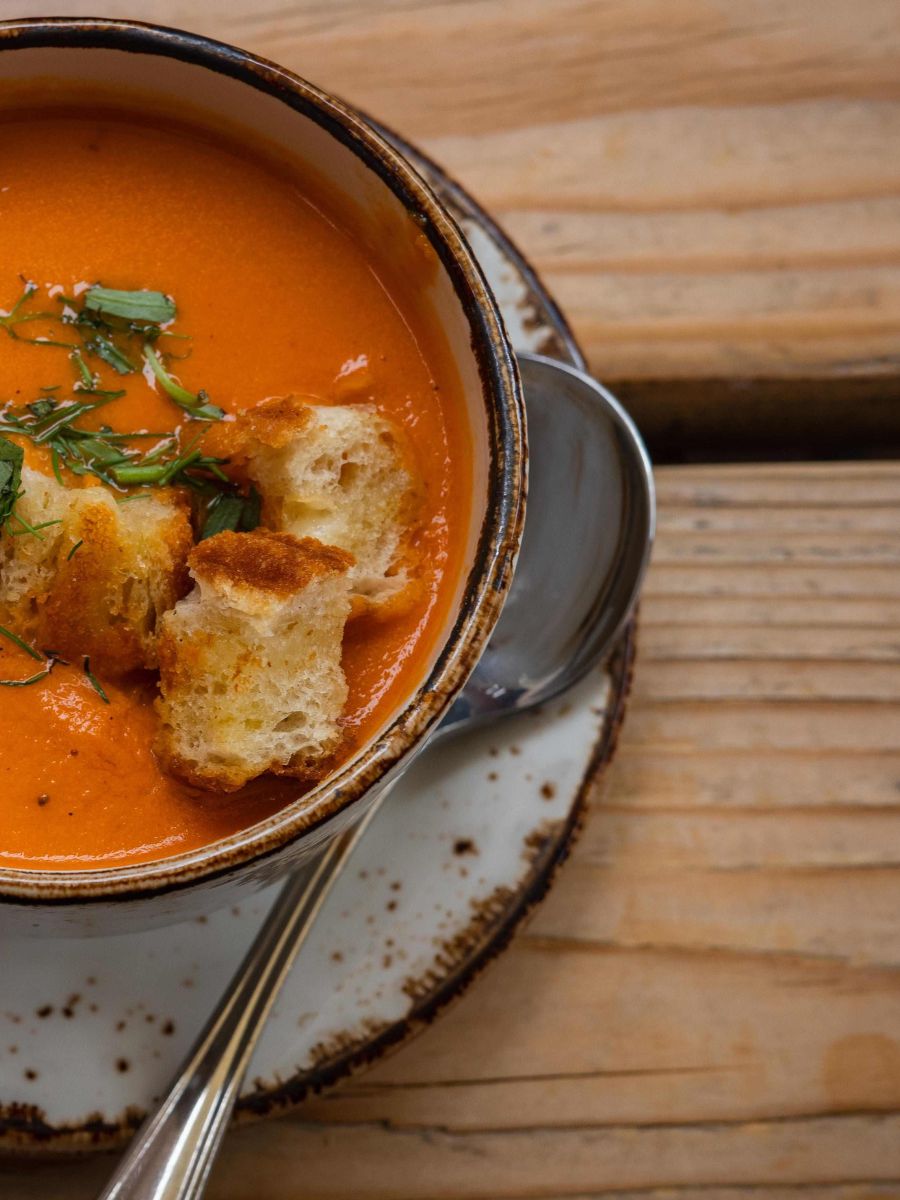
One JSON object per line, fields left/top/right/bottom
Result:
{"left": 83, "top": 656, "right": 111, "bottom": 704}
{"left": 0, "top": 663, "right": 55, "bottom": 688}
{"left": 0, "top": 282, "right": 58, "bottom": 339}
{"left": 86, "top": 334, "right": 137, "bottom": 375}
{"left": 0, "top": 278, "right": 234, "bottom": 535}
{"left": 199, "top": 485, "right": 262, "bottom": 542}
{"left": 239, "top": 485, "right": 262, "bottom": 532}
{"left": 70, "top": 348, "right": 95, "bottom": 389}
{"left": 0, "top": 626, "right": 62, "bottom": 688}
{"left": 8, "top": 518, "right": 63, "bottom": 539}
{"left": 50, "top": 447, "right": 66, "bottom": 486}
{"left": 200, "top": 492, "right": 245, "bottom": 540}
{"left": 0, "top": 435, "right": 24, "bottom": 532}
{"left": 0, "top": 623, "right": 44, "bottom": 662}
{"left": 143, "top": 344, "right": 224, "bottom": 420}
{"left": 84, "top": 286, "right": 176, "bottom": 326}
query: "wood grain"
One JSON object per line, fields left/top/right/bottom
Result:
{"left": 1, "top": 5, "right": 898, "bottom": 1195}
{"left": 5, "top": 460, "right": 898, "bottom": 1198}
{"left": 12, "top": 0, "right": 900, "bottom": 452}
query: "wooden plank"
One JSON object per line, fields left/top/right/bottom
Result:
{"left": 638, "top": 628, "right": 900, "bottom": 661}
{"left": 641, "top": 595, "right": 900, "bottom": 626}
{"left": 1, "top": 1, "right": 898, "bottom": 1191}
{"left": 3, "top": 459, "right": 896, "bottom": 1198}
{"left": 29, "top": 0, "right": 900, "bottom": 454}
{"left": 215, "top": 460, "right": 899, "bottom": 1190}
{"left": 609, "top": 750, "right": 900, "bottom": 810}
{"left": 8, "top": 1113, "right": 900, "bottom": 1198}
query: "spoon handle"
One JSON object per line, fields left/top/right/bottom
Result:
{"left": 98, "top": 802, "right": 381, "bottom": 1200}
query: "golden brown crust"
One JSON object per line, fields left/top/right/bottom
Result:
{"left": 40, "top": 502, "right": 143, "bottom": 669}
{"left": 37, "top": 490, "right": 193, "bottom": 675}
{"left": 155, "top": 528, "right": 353, "bottom": 792}
{"left": 271, "top": 736, "right": 351, "bottom": 784}
{"left": 189, "top": 529, "right": 354, "bottom": 597}
{"left": 203, "top": 394, "right": 316, "bottom": 467}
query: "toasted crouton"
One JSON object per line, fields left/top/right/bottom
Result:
{"left": 0, "top": 467, "right": 75, "bottom": 634}
{"left": 41, "top": 488, "right": 193, "bottom": 674}
{"left": 0, "top": 469, "right": 192, "bottom": 672}
{"left": 155, "top": 529, "right": 354, "bottom": 792}
{"left": 207, "top": 395, "right": 423, "bottom": 611}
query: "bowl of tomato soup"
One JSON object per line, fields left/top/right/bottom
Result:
{"left": 0, "top": 18, "right": 525, "bottom": 934}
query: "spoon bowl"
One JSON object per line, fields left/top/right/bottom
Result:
{"left": 443, "top": 352, "right": 655, "bottom": 734}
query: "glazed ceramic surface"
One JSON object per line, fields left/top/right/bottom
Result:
{"left": 0, "top": 21, "right": 524, "bottom": 928}
{"left": 0, "top": 139, "right": 633, "bottom": 1151}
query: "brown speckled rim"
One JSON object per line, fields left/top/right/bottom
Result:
{"left": 0, "top": 17, "right": 526, "bottom": 905}
{"left": 0, "top": 630, "right": 635, "bottom": 1155}
{"left": 235, "top": 628, "right": 635, "bottom": 1128}
{"left": 379, "top": 125, "right": 589, "bottom": 375}
{"left": 0, "top": 110, "right": 639, "bottom": 1155}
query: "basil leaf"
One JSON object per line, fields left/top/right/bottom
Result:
{"left": 27, "top": 399, "right": 56, "bottom": 420}
{"left": 143, "top": 344, "right": 224, "bottom": 420}
{"left": 0, "top": 435, "right": 24, "bottom": 529}
{"left": 70, "top": 349, "right": 94, "bottom": 389}
{"left": 83, "top": 656, "right": 111, "bottom": 704}
{"left": 0, "top": 665, "right": 54, "bottom": 688}
{"left": 84, "top": 287, "right": 176, "bottom": 326}
{"left": 86, "top": 335, "right": 137, "bottom": 375}
{"left": 0, "top": 621, "right": 43, "bottom": 661}
{"left": 239, "top": 485, "right": 262, "bottom": 532}
{"left": 199, "top": 493, "right": 245, "bottom": 541}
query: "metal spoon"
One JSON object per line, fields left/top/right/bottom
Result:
{"left": 99, "top": 351, "right": 655, "bottom": 1200}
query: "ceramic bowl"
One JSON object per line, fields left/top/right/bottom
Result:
{"left": 0, "top": 17, "right": 525, "bottom": 936}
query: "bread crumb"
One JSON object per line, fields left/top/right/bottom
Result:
{"left": 155, "top": 529, "right": 353, "bottom": 791}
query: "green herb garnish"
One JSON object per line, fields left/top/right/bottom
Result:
{"left": 198, "top": 485, "right": 262, "bottom": 541}
{"left": 1, "top": 281, "right": 210, "bottom": 403}
{"left": 86, "top": 334, "right": 137, "bottom": 375}
{"left": 50, "top": 447, "right": 66, "bottom": 486}
{"left": 0, "top": 278, "right": 234, "bottom": 533}
{"left": 0, "top": 435, "right": 24, "bottom": 532}
{"left": 70, "top": 349, "right": 96, "bottom": 390}
{"left": 0, "top": 395, "right": 243, "bottom": 525}
{"left": 66, "top": 539, "right": 83, "bottom": 561}
{"left": 143, "top": 344, "right": 224, "bottom": 420}
{"left": 0, "top": 623, "right": 44, "bottom": 662}
{"left": 0, "top": 282, "right": 58, "bottom": 340}
{"left": 200, "top": 493, "right": 246, "bottom": 540}
{"left": 84, "top": 286, "right": 175, "bottom": 326}
{"left": 83, "top": 657, "right": 110, "bottom": 704}
{"left": 0, "top": 626, "right": 64, "bottom": 688}
{"left": 0, "top": 663, "right": 56, "bottom": 688}
{"left": 8, "top": 518, "right": 62, "bottom": 538}
{"left": 0, "top": 282, "right": 37, "bottom": 334}
{"left": 0, "top": 632, "right": 59, "bottom": 685}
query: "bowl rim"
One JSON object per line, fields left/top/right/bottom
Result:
{"left": 0, "top": 16, "right": 526, "bottom": 905}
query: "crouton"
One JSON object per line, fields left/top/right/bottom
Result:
{"left": 207, "top": 395, "right": 423, "bottom": 612}
{"left": 155, "top": 529, "right": 354, "bottom": 792}
{"left": 0, "top": 467, "right": 75, "bottom": 634}
{"left": 41, "top": 488, "right": 193, "bottom": 674}
{"left": 0, "top": 469, "right": 192, "bottom": 673}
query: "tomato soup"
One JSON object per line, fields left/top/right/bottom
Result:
{"left": 0, "top": 103, "right": 470, "bottom": 870}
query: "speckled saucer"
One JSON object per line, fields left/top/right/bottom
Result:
{"left": 0, "top": 140, "right": 634, "bottom": 1153}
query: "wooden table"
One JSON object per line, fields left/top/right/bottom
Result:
{"left": 5, "top": 2, "right": 900, "bottom": 1196}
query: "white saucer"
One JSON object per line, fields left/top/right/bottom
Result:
{"left": 0, "top": 138, "right": 633, "bottom": 1151}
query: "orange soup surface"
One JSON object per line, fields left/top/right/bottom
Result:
{"left": 0, "top": 103, "right": 470, "bottom": 870}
